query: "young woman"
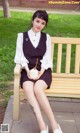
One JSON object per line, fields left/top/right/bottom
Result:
{"left": 14, "top": 10, "right": 63, "bottom": 133}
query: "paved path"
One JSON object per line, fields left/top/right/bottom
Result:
{"left": 0, "top": 6, "right": 80, "bottom": 14}
{"left": 1, "top": 96, "right": 80, "bottom": 133}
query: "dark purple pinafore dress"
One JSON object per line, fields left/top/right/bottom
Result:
{"left": 20, "top": 31, "right": 52, "bottom": 89}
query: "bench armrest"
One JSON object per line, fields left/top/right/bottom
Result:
{"left": 14, "top": 64, "right": 22, "bottom": 75}
{"left": 13, "top": 64, "right": 22, "bottom": 120}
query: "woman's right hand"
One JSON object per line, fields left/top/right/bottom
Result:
{"left": 24, "top": 65, "right": 31, "bottom": 79}
{"left": 27, "top": 70, "right": 31, "bottom": 79}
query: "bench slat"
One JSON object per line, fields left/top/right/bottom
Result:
{"left": 51, "top": 37, "right": 80, "bottom": 44}
{"left": 75, "top": 44, "right": 80, "bottom": 74}
{"left": 65, "top": 44, "right": 71, "bottom": 73}
{"left": 57, "top": 43, "right": 62, "bottom": 73}
{"left": 52, "top": 73, "right": 80, "bottom": 78}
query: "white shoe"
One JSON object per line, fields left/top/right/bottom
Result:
{"left": 54, "top": 124, "right": 63, "bottom": 133}
{"left": 40, "top": 126, "right": 48, "bottom": 133}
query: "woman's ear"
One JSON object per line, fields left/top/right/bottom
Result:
{"left": 32, "top": 21, "right": 33, "bottom": 26}
{"left": 32, "top": 20, "right": 33, "bottom": 24}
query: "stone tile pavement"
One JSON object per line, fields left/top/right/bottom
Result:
{"left": 1, "top": 96, "right": 80, "bottom": 133}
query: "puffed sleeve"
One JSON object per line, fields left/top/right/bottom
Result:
{"left": 14, "top": 33, "right": 29, "bottom": 68}
{"left": 40, "top": 34, "right": 53, "bottom": 70}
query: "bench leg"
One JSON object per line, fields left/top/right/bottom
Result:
{"left": 13, "top": 76, "right": 20, "bottom": 120}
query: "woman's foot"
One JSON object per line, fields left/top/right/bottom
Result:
{"left": 53, "top": 124, "right": 63, "bottom": 133}
{"left": 40, "top": 126, "right": 48, "bottom": 133}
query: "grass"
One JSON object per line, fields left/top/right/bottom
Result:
{"left": 0, "top": 10, "right": 80, "bottom": 81}
{"left": 0, "top": 82, "right": 13, "bottom": 123}
{"left": 0, "top": 82, "right": 13, "bottom": 107}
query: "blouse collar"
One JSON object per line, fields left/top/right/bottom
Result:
{"left": 28, "top": 28, "right": 40, "bottom": 37}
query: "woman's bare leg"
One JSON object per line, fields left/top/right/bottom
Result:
{"left": 23, "top": 81, "right": 46, "bottom": 131}
{"left": 34, "top": 80, "right": 58, "bottom": 131}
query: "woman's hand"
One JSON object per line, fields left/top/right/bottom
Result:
{"left": 33, "top": 67, "right": 45, "bottom": 80}
{"left": 24, "top": 65, "right": 31, "bottom": 79}
{"left": 25, "top": 66, "right": 46, "bottom": 80}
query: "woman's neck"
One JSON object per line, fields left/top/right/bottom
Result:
{"left": 32, "top": 28, "right": 39, "bottom": 34}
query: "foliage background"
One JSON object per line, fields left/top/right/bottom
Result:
{"left": 0, "top": 11, "right": 80, "bottom": 81}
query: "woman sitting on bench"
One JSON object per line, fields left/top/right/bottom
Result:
{"left": 14, "top": 10, "right": 63, "bottom": 133}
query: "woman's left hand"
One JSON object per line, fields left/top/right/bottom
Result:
{"left": 33, "top": 67, "right": 45, "bottom": 80}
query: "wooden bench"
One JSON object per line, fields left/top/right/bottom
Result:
{"left": 13, "top": 37, "right": 80, "bottom": 120}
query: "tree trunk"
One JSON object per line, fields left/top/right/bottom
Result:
{"left": 2, "top": 0, "right": 11, "bottom": 18}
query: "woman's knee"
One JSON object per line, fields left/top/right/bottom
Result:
{"left": 34, "top": 83, "right": 41, "bottom": 95}
{"left": 23, "top": 81, "right": 34, "bottom": 94}
{"left": 34, "top": 80, "right": 47, "bottom": 96}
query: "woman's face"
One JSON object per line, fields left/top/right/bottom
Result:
{"left": 32, "top": 17, "right": 46, "bottom": 33}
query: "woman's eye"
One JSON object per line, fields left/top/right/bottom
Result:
{"left": 36, "top": 20, "right": 46, "bottom": 26}
{"left": 36, "top": 20, "right": 40, "bottom": 23}
{"left": 42, "top": 22, "right": 46, "bottom": 25}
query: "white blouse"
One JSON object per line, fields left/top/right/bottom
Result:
{"left": 14, "top": 29, "right": 53, "bottom": 70}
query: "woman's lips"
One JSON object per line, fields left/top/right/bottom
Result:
{"left": 36, "top": 27, "right": 40, "bottom": 30}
